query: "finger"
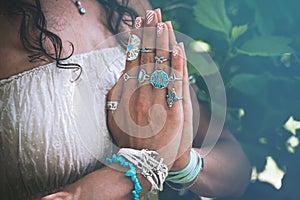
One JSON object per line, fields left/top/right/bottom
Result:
{"left": 178, "top": 42, "right": 194, "bottom": 159}
{"left": 165, "top": 21, "right": 177, "bottom": 50}
{"left": 140, "top": 10, "right": 157, "bottom": 75}
{"left": 122, "top": 23, "right": 143, "bottom": 107}
{"left": 167, "top": 43, "right": 184, "bottom": 110}
{"left": 180, "top": 42, "right": 192, "bottom": 109}
{"left": 111, "top": 17, "right": 144, "bottom": 103}
{"left": 153, "top": 22, "right": 170, "bottom": 105}
{"left": 132, "top": 17, "right": 144, "bottom": 37}
{"left": 138, "top": 10, "right": 158, "bottom": 100}
{"left": 154, "top": 8, "right": 162, "bottom": 23}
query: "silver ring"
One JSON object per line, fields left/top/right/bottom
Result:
{"left": 126, "top": 34, "right": 141, "bottom": 61}
{"left": 169, "top": 72, "right": 183, "bottom": 82}
{"left": 124, "top": 70, "right": 150, "bottom": 83}
{"left": 140, "top": 48, "right": 156, "bottom": 53}
{"left": 150, "top": 70, "right": 169, "bottom": 89}
{"left": 124, "top": 73, "right": 137, "bottom": 81}
{"left": 106, "top": 101, "right": 118, "bottom": 111}
{"left": 155, "top": 56, "right": 170, "bottom": 64}
{"left": 137, "top": 69, "right": 150, "bottom": 83}
{"left": 166, "top": 88, "right": 183, "bottom": 108}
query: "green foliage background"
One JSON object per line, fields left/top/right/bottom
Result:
{"left": 148, "top": 0, "right": 300, "bottom": 199}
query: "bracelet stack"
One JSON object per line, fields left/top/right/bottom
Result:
{"left": 106, "top": 148, "right": 168, "bottom": 200}
{"left": 166, "top": 149, "right": 203, "bottom": 188}
{"left": 118, "top": 148, "right": 168, "bottom": 192}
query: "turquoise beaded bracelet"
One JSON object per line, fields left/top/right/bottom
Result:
{"left": 106, "top": 154, "right": 142, "bottom": 200}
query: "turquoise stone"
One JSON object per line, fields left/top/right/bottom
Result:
{"left": 106, "top": 158, "right": 112, "bottom": 164}
{"left": 123, "top": 162, "right": 129, "bottom": 167}
{"left": 135, "top": 183, "right": 142, "bottom": 192}
{"left": 125, "top": 169, "right": 136, "bottom": 177}
{"left": 129, "top": 163, "right": 135, "bottom": 169}
{"left": 128, "top": 44, "right": 133, "bottom": 51}
{"left": 119, "top": 157, "right": 125, "bottom": 163}
{"left": 112, "top": 154, "right": 119, "bottom": 162}
{"left": 150, "top": 70, "right": 169, "bottom": 89}
{"left": 79, "top": 7, "right": 86, "bottom": 15}
{"left": 131, "top": 175, "right": 137, "bottom": 182}
{"left": 132, "top": 190, "right": 138, "bottom": 198}
{"left": 138, "top": 70, "right": 144, "bottom": 82}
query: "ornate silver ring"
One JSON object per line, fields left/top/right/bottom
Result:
{"left": 126, "top": 34, "right": 141, "bottom": 61}
{"left": 154, "top": 56, "right": 170, "bottom": 64}
{"left": 106, "top": 101, "right": 118, "bottom": 111}
{"left": 166, "top": 88, "right": 183, "bottom": 108}
{"left": 150, "top": 70, "right": 169, "bottom": 89}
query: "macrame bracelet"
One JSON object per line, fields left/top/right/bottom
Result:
{"left": 166, "top": 149, "right": 203, "bottom": 184}
{"left": 118, "top": 148, "right": 169, "bottom": 193}
{"left": 106, "top": 154, "right": 142, "bottom": 200}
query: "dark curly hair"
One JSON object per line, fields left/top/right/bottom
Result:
{"left": 2, "top": 0, "right": 137, "bottom": 80}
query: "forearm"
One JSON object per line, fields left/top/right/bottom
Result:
{"left": 42, "top": 165, "right": 151, "bottom": 200}
{"left": 190, "top": 132, "right": 251, "bottom": 197}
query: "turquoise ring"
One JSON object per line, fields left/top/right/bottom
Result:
{"left": 166, "top": 88, "right": 183, "bottom": 108}
{"left": 140, "top": 48, "right": 156, "bottom": 53}
{"left": 150, "top": 70, "right": 169, "bottom": 89}
{"left": 126, "top": 34, "right": 141, "bottom": 61}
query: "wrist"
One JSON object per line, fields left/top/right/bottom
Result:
{"left": 170, "top": 149, "right": 191, "bottom": 171}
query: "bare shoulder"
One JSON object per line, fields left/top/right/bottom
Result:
{"left": 0, "top": 0, "right": 113, "bottom": 80}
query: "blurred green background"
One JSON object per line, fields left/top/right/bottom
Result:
{"left": 148, "top": 0, "right": 300, "bottom": 199}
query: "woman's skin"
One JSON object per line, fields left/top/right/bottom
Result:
{"left": 0, "top": 0, "right": 251, "bottom": 199}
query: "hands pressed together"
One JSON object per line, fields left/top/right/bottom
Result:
{"left": 40, "top": 8, "right": 251, "bottom": 200}
{"left": 107, "top": 9, "right": 193, "bottom": 170}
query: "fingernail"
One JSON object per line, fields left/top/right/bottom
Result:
{"left": 146, "top": 10, "right": 155, "bottom": 24}
{"left": 165, "top": 21, "right": 173, "bottom": 29}
{"left": 134, "top": 17, "right": 143, "bottom": 29}
{"left": 155, "top": 8, "right": 161, "bottom": 17}
{"left": 157, "top": 22, "right": 164, "bottom": 37}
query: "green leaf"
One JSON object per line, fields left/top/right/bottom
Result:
{"left": 231, "top": 25, "right": 248, "bottom": 41}
{"left": 193, "top": 0, "right": 232, "bottom": 36}
{"left": 237, "top": 36, "right": 293, "bottom": 57}
{"left": 229, "top": 73, "right": 269, "bottom": 96}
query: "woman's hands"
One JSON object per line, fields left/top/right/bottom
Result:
{"left": 107, "top": 9, "right": 193, "bottom": 170}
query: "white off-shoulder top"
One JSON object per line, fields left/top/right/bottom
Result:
{"left": 0, "top": 47, "right": 126, "bottom": 199}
